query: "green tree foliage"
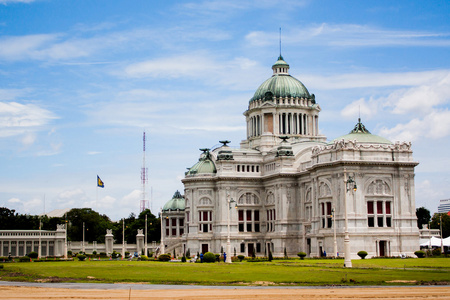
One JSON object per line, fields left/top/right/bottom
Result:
{"left": 0, "top": 206, "right": 162, "bottom": 244}
{"left": 430, "top": 213, "right": 450, "bottom": 238}
{"left": 113, "top": 209, "right": 160, "bottom": 244}
{"left": 416, "top": 207, "right": 431, "bottom": 229}
{"left": 66, "top": 208, "right": 112, "bottom": 243}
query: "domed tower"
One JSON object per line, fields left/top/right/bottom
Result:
{"left": 242, "top": 55, "right": 325, "bottom": 152}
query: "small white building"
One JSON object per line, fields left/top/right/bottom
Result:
{"left": 161, "top": 55, "right": 420, "bottom": 259}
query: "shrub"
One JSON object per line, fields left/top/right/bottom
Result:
{"left": 92, "top": 251, "right": 97, "bottom": 255}
{"left": 77, "top": 254, "right": 86, "bottom": 261}
{"left": 149, "top": 252, "right": 154, "bottom": 258}
{"left": 186, "top": 249, "right": 190, "bottom": 258}
{"left": 268, "top": 251, "right": 273, "bottom": 262}
{"left": 0, "top": 264, "right": 3, "bottom": 269}
{"left": 181, "top": 256, "right": 186, "bottom": 262}
{"left": 67, "top": 251, "right": 72, "bottom": 257}
{"left": 215, "top": 254, "right": 220, "bottom": 262}
{"left": 158, "top": 254, "right": 171, "bottom": 261}
{"left": 19, "top": 256, "right": 30, "bottom": 262}
{"left": 28, "top": 251, "right": 38, "bottom": 259}
{"left": 203, "top": 252, "right": 216, "bottom": 263}
{"left": 414, "top": 250, "right": 426, "bottom": 258}
{"left": 432, "top": 248, "right": 442, "bottom": 256}
{"left": 111, "top": 251, "right": 121, "bottom": 259}
{"left": 357, "top": 251, "right": 368, "bottom": 259}
{"left": 237, "top": 255, "right": 245, "bottom": 262}
{"left": 297, "top": 252, "right": 306, "bottom": 260}
{"left": 125, "top": 251, "right": 130, "bottom": 258}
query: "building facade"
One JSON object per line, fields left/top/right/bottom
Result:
{"left": 162, "top": 55, "right": 420, "bottom": 258}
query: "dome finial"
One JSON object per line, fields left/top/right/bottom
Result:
{"left": 279, "top": 27, "right": 282, "bottom": 60}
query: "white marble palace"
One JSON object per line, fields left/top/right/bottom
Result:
{"left": 161, "top": 55, "right": 420, "bottom": 259}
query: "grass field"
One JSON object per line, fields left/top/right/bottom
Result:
{"left": 1, "top": 257, "right": 449, "bottom": 286}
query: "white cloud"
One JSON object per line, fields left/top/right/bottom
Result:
{"left": 246, "top": 24, "right": 450, "bottom": 48}
{"left": 8, "top": 197, "right": 21, "bottom": 203}
{"left": 379, "top": 109, "right": 450, "bottom": 142}
{"left": 0, "top": 101, "right": 57, "bottom": 138}
{"left": 303, "top": 70, "right": 450, "bottom": 90}
{"left": 340, "top": 97, "right": 379, "bottom": 120}
{"left": 389, "top": 73, "right": 450, "bottom": 115}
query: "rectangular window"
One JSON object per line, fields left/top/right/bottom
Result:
{"left": 367, "top": 201, "right": 374, "bottom": 214}
{"left": 368, "top": 217, "right": 374, "bottom": 227}
{"left": 377, "top": 201, "right": 383, "bottom": 214}
{"left": 187, "top": 212, "right": 189, "bottom": 222}
{"left": 247, "top": 223, "right": 252, "bottom": 232}
{"left": 327, "top": 202, "right": 332, "bottom": 215}
{"left": 386, "top": 217, "right": 392, "bottom": 227}
{"left": 377, "top": 216, "right": 384, "bottom": 227}
{"left": 166, "top": 229, "right": 169, "bottom": 236}
{"left": 256, "top": 243, "right": 261, "bottom": 253}
{"left": 179, "top": 228, "right": 184, "bottom": 235}
{"left": 179, "top": 218, "right": 184, "bottom": 227}
{"left": 239, "top": 224, "right": 244, "bottom": 232}
{"left": 385, "top": 202, "right": 391, "bottom": 214}
{"left": 239, "top": 210, "right": 244, "bottom": 221}
{"left": 171, "top": 218, "right": 176, "bottom": 226}
{"left": 172, "top": 228, "right": 176, "bottom": 236}
{"left": 166, "top": 219, "right": 169, "bottom": 226}
{"left": 254, "top": 210, "right": 259, "bottom": 221}
{"left": 203, "top": 211, "right": 208, "bottom": 221}
{"left": 255, "top": 223, "right": 260, "bottom": 232}
{"left": 240, "top": 243, "right": 245, "bottom": 253}
{"left": 246, "top": 210, "right": 252, "bottom": 221}
{"left": 203, "top": 224, "right": 209, "bottom": 233}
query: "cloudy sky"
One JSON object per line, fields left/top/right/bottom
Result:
{"left": 1, "top": 0, "right": 449, "bottom": 221}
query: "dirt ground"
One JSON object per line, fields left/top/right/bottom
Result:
{"left": 0, "top": 286, "right": 449, "bottom": 300}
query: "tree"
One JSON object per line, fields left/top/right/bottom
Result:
{"left": 66, "top": 208, "right": 113, "bottom": 243}
{"left": 430, "top": 213, "right": 450, "bottom": 238}
{"left": 416, "top": 207, "right": 431, "bottom": 229}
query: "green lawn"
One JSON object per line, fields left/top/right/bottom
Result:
{"left": 1, "top": 258, "right": 449, "bottom": 286}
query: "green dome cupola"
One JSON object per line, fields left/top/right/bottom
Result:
{"left": 331, "top": 118, "right": 392, "bottom": 145}
{"left": 185, "top": 148, "right": 217, "bottom": 176}
{"left": 250, "top": 55, "right": 311, "bottom": 103}
{"left": 162, "top": 190, "right": 185, "bottom": 212}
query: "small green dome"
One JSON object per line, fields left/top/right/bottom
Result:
{"left": 162, "top": 191, "right": 185, "bottom": 212}
{"left": 250, "top": 56, "right": 311, "bottom": 102}
{"left": 331, "top": 119, "right": 392, "bottom": 145}
{"left": 186, "top": 149, "right": 217, "bottom": 176}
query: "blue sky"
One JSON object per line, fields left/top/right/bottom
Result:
{"left": 1, "top": 0, "right": 449, "bottom": 221}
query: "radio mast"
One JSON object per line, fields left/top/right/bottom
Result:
{"left": 140, "top": 131, "right": 149, "bottom": 212}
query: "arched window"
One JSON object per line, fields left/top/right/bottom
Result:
{"left": 238, "top": 192, "right": 259, "bottom": 205}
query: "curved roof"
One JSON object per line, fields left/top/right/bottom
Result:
{"left": 162, "top": 190, "right": 185, "bottom": 212}
{"left": 185, "top": 149, "right": 217, "bottom": 176}
{"left": 250, "top": 56, "right": 311, "bottom": 102}
{"left": 330, "top": 119, "right": 392, "bottom": 145}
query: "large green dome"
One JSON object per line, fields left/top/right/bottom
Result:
{"left": 162, "top": 190, "right": 185, "bottom": 212}
{"left": 331, "top": 119, "right": 392, "bottom": 145}
{"left": 250, "top": 56, "right": 311, "bottom": 102}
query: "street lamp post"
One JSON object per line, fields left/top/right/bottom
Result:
{"left": 226, "top": 193, "right": 236, "bottom": 263}
{"left": 344, "top": 170, "right": 357, "bottom": 268}
{"left": 160, "top": 208, "right": 165, "bottom": 255}
{"left": 332, "top": 207, "right": 337, "bottom": 258}
{"left": 82, "top": 222, "right": 85, "bottom": 253}
{"left": 145, "top": 214, "right": 148, "bottom": 257}
{"left": 64, "top": 219, "right": 68, "bottom": 259}
{"left": 122, "top": 219, "right": 125, "bottom": 259}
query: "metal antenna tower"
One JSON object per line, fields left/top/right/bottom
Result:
{"left": 140, "top": 131, "right": 149, "bottom": 212}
